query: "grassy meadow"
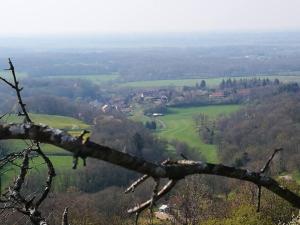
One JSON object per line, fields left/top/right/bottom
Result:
{"left": 293, "top": 171, "right": 300, "bottom": 185}
{"left": 5, "top": 113, "right": 89, "bottom": 130}
{"left": 156, "top": 105, "right": 240, "bottom": 163}
{"left": 129, "top": 105, "right": 240, "bottom": 163}
{"left": 1, "top": 113, "right": 90, "bottom": 190}
{"left": 1, "top": 155, "right": 83, "bottom": 191}
{"left": 42, "top": 74, "right": 119, "bottom": 85}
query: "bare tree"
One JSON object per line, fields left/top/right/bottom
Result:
{"left": 0, "top": 59, "right": 57, "bottom": 225}
{"left": 0, "top": 59, "right": 300, "bottom": 224}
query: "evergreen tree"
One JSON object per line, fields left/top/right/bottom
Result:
{"left": 200, "top": 80, "right": 206, "bottom": 89}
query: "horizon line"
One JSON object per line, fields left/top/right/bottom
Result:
{"left": 2, "top": 29, "right": 300, "bottom": 39}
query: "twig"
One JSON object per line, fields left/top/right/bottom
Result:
{"left": 34, "top": 143, "right": 56, "bottom": 208}
{"left": 128, "top": 180, "right": 177, "bottom": 215}
{"left": 5, "top": 58, "right": 31, "bottom": 123}
{"left": 260, "top": 148, "right": 283, "bottom": 174}
{"left": 125, "top": 159, "right": 170, "bottom": 194}
{"left": 61, "top": 208, "right": 69, "bottom": 225}
{"left": 256, "top": 148, "right": 283, "bottom": 212}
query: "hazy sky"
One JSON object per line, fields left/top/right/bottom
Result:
{"left": 1, "top": 0, "right": 300, "bottom": 36}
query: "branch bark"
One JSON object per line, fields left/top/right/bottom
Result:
{"left": 62, "top": 208, "right": 69, "bottom": 225}
{"left": 1, "top": 123, "right": 300, "bottom": 209}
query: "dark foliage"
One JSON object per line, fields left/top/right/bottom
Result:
{"left": 217, "top": 90, "right": 300, "bottom": 172}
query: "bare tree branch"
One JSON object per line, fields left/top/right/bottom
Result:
{"left": 61, "top": 208, "right": 69, "bottom": 225}
{"left": 125, "top": 174, "right": 149, "bottom": 194}
{"left": 0, "top": 123, "right": 300, "bottom": 209}
{"left": 3, "top": 58, "right": 31, "bottom": 123}
{"left": 0, "top": 113, "right": 8, "bottom": 120}
{"left": 257, "top": 148, "right": 283, "bottom": 212}
{"left": 128, "top": 180, "right": 178, "bottom": 214}
{"left": 260, "top": 148, "right": 283, "bottom": 174}
{"left": 125, "top": 159, "right": 170, "bottom": 194}
{"left": 34, "top": 143, "right": 56, "bottom": 208}
{"left": 1, "top": 145, "right": 50, "bottom": 224}
{"left": 0, "top": 77, "right": 15, "bottom": 89}
{"left": 0, "top": 59, "right": 52, "bottom": 224}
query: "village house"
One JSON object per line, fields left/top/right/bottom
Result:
{"left": 209, "top": 91, "right": 225, "bottom": 98}
{"left": 237, "top": 88, "right": 251, "bottom": 96}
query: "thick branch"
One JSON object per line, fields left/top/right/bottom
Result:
{"left": 0, "top": 123, "right": 300, "bottom": 209}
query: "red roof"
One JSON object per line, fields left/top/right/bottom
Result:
{"left": 210, "top": 92, "right": 225, "bottom": 97}
{"left": 238, "top": 89, "right": 251, "bottom": 96}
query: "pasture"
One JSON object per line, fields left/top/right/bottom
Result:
{"left": 4, "top": 113, "right": 89, "bottom": 130}
{"left": 42, "top": 74, "right": 119, "bottom": 85}
{"left": 157, "top": 105, "right": 240, "bottom": 163}
{"left": 294, "top": 171, "right": 300, "bottom": 185}
{"left": 1, "top": 113, "right": 90, "bottom": 191}
{"left": 1, "top": 155, "right": 83, "bottom": 191}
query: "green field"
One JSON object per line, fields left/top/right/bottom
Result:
{"left": 156, "top": 105, "right": 240, "bottom": 163}
{"left": 1, "top": 155, "right": 81, "bottom": 191}
{"left": 2, "top": 70, "right": 119, "bottom": 85}
{"left": 1, "top": 113, "right": 90, "bottom": 190}
{"left": 119, "top": 75, "right": 300, "bottom": 88}
{"left": 1, "top": 113, "right": 90, "bottom": 155}
{"left": 43, "top": 74, "right": 119, "bottom": 85}
{"left": 1, "top": 156, "right": 74, "bottom": 181}
{"left": 5, "top": 113, "right": 89, "bottom": 130}
{"left": 293, "top": 171, "right": 300, "bottom": 185}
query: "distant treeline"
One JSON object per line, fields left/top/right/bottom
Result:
{"left": 219, "top": 77, "right": 280, "bottom": 89}
{"left": 167, "top": 78, "right": 281, "bottom": 107}
{"left": 3, "top": 45, "right": 300, "bottom": 81}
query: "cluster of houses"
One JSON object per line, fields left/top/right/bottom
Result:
{"left": 96, "top": 89, "right": 170, "bottom": 116}
{"left": 89, "top": 85, "right": 253, "bottom": 118}
{"left": 139, "top": 89, "right": 169, "bottom": 104}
